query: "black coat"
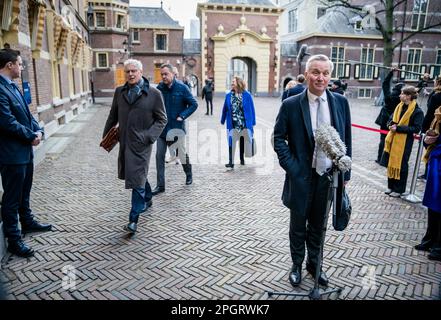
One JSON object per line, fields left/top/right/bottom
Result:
{"left": 422, "top": 91, "right": 441, "bottom": 133}
{"left": 273, "top": 90, "right": 352, "bottom": 212}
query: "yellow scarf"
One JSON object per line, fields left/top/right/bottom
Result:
{"left": 423, "top": 106, "right": 441, "bottom": 163}
{"left": 384, "top": 100, "right": 417, "bottom": 179}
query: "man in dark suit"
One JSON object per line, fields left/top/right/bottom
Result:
{"left": 0, "top": 49, "right": 52, "bottom": 257}
{"left": 152, "top": 64, "right": 198, "bottom": 195}
{"left": 281, "top": 74, "right": 307, "bottom": 101}
{"left": 273, "top": 54, "right": 352, "bottom": 287}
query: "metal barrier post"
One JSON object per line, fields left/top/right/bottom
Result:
{"left": 403, "top": 133, "right": 425, "bottom": 203}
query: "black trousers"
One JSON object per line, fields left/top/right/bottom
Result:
{"left": 377, "top": 133, "right": 387, "bottom": 165}
{"left": 289, "top": 169, "right": 332, "bottom": 267}
{"left": 421, "top": 208, "right": 441, "bottom": 249}
{"left": 0, "top": 163, "right": 35, "bottom": 243}
{"left": 228, "top": 136, "right": 245, "bottom": 164}
{"left": 205, "top": 98, "right": 213, "bottom": 115}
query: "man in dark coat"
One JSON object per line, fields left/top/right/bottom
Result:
{"left": 273, "top": 54, "right": 352, "bottom": 288}
{"left": 202, "top": 80, "right": 214, "bottom": 115}
{"left": 282, "top": 74, "right": 306, "bottom": 101}
{"left": 375, "top": 69, "right": 403, "bottom": 165}
{"left": 152, "top": 64, "right": 198, "bottom": 195}
{"left": 103, "top": 59, "right": 167, "bottom": 234}
{"left": 0, "top": 48, "right": 52, "bottom": 257}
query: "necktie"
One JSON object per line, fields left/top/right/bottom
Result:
{"left": 314, "top": 97, "right": 328, "bottom": 175}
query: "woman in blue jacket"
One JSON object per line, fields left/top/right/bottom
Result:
{"left": 221, "top": 76, "right": 256, "bottom": 169}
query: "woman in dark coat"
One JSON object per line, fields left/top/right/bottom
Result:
{"left": 381, "top": 86, "right": 424, "bottom": 197}
{"left": 221, "top": 76, "right": 256, "bottom": 169}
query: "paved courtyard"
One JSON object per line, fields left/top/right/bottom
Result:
{"left": 0, "top": 95, "right": 440, "bottom": 300}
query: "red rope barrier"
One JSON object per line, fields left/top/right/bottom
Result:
{"left": 351, "top": 123, "right": 421, "bottom": 140}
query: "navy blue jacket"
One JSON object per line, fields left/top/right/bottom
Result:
{"left": 156, "top": 79, "right": 198, "bottom": 138}
{"left": 273, "top": 89, "right": 352, "bottom": 212}
{"left": 0, "top": 75, "right": 42, "bottom": 165}
{"left": 281, "top": 84, "right": 306, "bottom": 101}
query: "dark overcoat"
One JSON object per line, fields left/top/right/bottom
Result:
{"left": 103, "top": 77, "right": 167, "bottom": 189}
{"left": 273, "top": 89, "right": 352, "bottom": 214}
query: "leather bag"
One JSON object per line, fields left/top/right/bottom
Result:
{"left": 333, "top": 172, "right": 352, "bottom": 231}
{"left": 100, "top": 125, "right": 119, "bottom": 152}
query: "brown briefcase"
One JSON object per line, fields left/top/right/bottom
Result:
{"left": 100, "top": 125, "right": 119, "bottom": 152}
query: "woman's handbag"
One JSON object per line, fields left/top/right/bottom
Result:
{"left": 100, "top": 125, "right": 119, "bottom": 152}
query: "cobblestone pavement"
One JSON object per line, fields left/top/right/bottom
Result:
{"left": 0, "top": 95, "right": 440, "bottom": 300}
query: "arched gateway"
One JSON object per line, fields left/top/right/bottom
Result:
{"left": 197, "top": 0, "right": 283, "bottom": 96}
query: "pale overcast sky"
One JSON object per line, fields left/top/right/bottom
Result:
{"left": 129, "top": 0, "right": 203, "bottom": 38}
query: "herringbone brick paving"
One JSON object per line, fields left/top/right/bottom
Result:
{"left": 0, "top": 96, "right": 440, "bottom": 300}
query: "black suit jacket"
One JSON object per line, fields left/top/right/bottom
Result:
{"left": 0, "top": 76, "right": 42, "bottom": 165}
{"left": 273, "top": 89, "right": 352, "bottom": 212}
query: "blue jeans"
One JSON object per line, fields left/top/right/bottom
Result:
{"left": 129, "top": 180, "right": 152, "bottom": 223}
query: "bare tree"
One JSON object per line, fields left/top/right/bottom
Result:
{"left": 320, "top": 0, "right": 441, "bottom": 67}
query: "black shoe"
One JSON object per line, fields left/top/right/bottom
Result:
{"left": 306, "top": 263, "right": 329, "bottom": 287}
{"left": 22, "top": 221, "right": 52, "bottom": 234}
{"left": 205, "top": 113, "right": 209, "bottom": 115}
{"left": 384, "top": 189, "right": 392, "bottom": 195}
{"left": 225, "top": 163, "right": 234, "bottom": 169}
{"left": 126, "top": 222, "right": 137, "bottom": 234}
{"left": 141, "top": 200, "right": 153, "bottom": 213}
{"left": 288, "top": 265, "right": 302, "bottom": 287}
{"left": 8, "top": 240, "right": 34, "bottom": 258}
{"left": 374, "top": 159, "right": 380, "bottom": 164}
{"left": 428, "top": 248, "right": 441, "bottom": 261}
{"left": 240, "top": 160, "right": 245, "bottom": 165}
{"left": 185, "top": 175, "right": 193, "bottom": 185}
{"left": 414, "top": 241, "right": 432, "bottom": 252}
{"left": 152, "top": 186, "right": 165, "bottom": 196}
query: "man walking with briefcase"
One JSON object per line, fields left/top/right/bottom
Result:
{"left": 102, "top": 59, "right": 167, "bottom": 234}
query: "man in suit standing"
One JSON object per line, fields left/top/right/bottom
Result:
{"left": 0, "top": 49, "right": 52, "bottom": 257}
{"left": 152, "top": 64, "right": 198, "bottom": 195}
{"left": 273, "top": 54, "right": 352, "bottom": 287}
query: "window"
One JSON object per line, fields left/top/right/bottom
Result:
{"left": 96, "top": 52, "right": 108, "bottom": 68}
{"left": 116, "top": 14, "right": 124, "bottom": 29}
{"left": 95, "top": 12, "right": 105, "bottom": 27}
{"left": 331, "top": 46, "right": 345, "bottom": 79}
{"left": 360, "top": 47, "right": 375, "bottom": 80}
{"left": 358, "top": 88, "right": 372, "bottom": 98}
{"left": 288, "top": 9, "right": 298, "bottom": 33}
{"left": 155, "top": 34, "right": 167, "bottom": 51}
{"left": 132, "top": 29, "right": 140, "bottom": 43}
{"left": 411, "top": 0, "right": 428, "bottom": 30}
{"left": 406, "top": 48, "right": 422, "bottom": 80}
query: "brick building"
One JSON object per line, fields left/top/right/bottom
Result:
{"left": 197, "top": 0, "right": 283, "bottom": 96}
{"left": 88, "top": 0, "right": 129, "bottom": 98}
{"left": 0, "top": 0, "right": 93, "bottom": 137}
{"left": 279, "top": 0, "right": 441, "bottom": 100}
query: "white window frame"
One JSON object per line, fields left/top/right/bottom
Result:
{"left": 406, "top": 48, "right": 423, "bottom": 80}
{"left": 288, "top": 9, "right": 298, "bottom": 33}
{"left": 116, "top": 14, "right": 124, "bottom": 29}
{"left": 411, "top": 0, "right": 429, "bottom": 30}
{"left": 96, "top": 52, "right": 108, "bottom": 68}
{"left": 132, "top": 29, "right": 140, "bottom": 43}
{"left": 95, "top": 12, "right": 105, "bottom": 28}
{"left": 154, "top": 32, "right": 168, "bottom": 52}
{"left": 330, "top": 46, "right": 345, "bottom": 79}
{"left": 359, "top": 47, "right": 375, "bottom": 80}
{"left": 432, "top": 49, "right": 441, "bottom": 77}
